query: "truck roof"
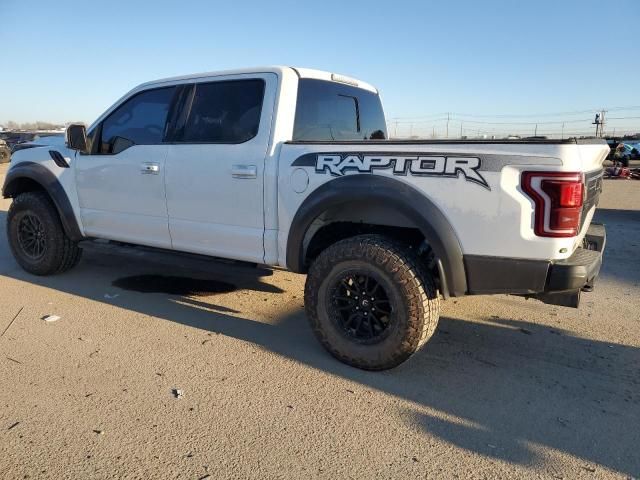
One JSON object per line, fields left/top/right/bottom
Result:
{"left": 137, "top": 66, "right": 378, "bottom": 94}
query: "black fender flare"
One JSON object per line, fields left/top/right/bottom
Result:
{"left": 2, "top": 161, "right": 84, "bottom": 241}
{"left": 286, "top": 175, "right": 467, "bottom": 297}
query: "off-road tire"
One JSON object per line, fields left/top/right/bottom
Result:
{"left": 304, "top": 234, "right": 440, "bottom": 370}
{"left": 7, "top": 191, "right": 82, "bottom": 275}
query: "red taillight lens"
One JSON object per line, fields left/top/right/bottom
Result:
{"left": 542, "top": 180, "right": 583, "bottom": 207}
{"left": 521, "top": 172, "right": 584, "bottom": 238}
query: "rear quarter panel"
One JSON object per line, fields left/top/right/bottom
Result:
{"left": 276, "top": 141, "right": 608, "bottom": 268}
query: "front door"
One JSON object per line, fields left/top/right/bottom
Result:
{"left": 76, "top": 86, "right": 177, "bottom": 248}
{"left": 164, "top": 74, "right": 276, "bottom": 263}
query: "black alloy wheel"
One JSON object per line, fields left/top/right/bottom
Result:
{"left": 328, "top": 272, "right": 393, "bottom": 344}
{"left": 17, "top": 213, "right": 47, "bottom": 260}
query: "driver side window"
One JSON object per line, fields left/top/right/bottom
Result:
{"left": 99, "top": 86, "right": 176, "bottom": 154}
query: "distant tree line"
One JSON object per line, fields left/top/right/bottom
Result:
{"left": 3, "top": 120, "right": 65, "bottom": 131}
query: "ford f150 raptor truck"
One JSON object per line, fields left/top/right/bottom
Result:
{"left": 3, "top": 67, "right": 608, "bottom": 370}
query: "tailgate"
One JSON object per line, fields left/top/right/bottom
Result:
{"left": 581, "top": 169, "right": 604, "bottom": 231}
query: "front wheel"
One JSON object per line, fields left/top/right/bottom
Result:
{"left": 7, "top": 191, "right": 82, "bottom": 275}
{"left": 304, "top": 234, "right": 440, "bottom": 370}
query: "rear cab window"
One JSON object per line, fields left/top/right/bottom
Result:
{"left": 293, "top": 79, "right": 387, "bottom": 141}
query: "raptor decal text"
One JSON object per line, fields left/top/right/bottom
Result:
{"left": 311, "top": 153, "right": 490, "bottom": 189}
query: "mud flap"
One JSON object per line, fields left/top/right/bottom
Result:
{"left": 533, "top": 289, "right": 581, "bottom": 308}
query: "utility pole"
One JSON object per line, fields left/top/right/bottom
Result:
{"left": 593, "top": 112, "right": 601, "bottom": 137}
{"left": 534, "top": 124, "right": 538, "bottom": 136}
{"left": 459, "top": 121, "right": 463, "bottom": 138}
{"left": 394, "top": 121, "right": 398, "bottom": 138}
{"left": 600, "top": 110, "right": 606, "bottom": 138}
{"left": 561, "top": 123, "right": 565, "bottom": 140}
{"left": 446, "top": 112, "right": 450, "bottom": 139}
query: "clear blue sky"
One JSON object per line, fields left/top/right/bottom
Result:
{"left": 1, "top": 0, "right": 638, "bottom": 137}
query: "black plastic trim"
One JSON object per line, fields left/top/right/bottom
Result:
{"left": 2, "top": 161, "right": 83, "bottom": 241}
{"left": 464, "top": 255, "right": 549, "bottom": 294}
{"left": 48, "top": 150, "right": 69, "bottom": 168}
{"left": 464, "top": 223, "right": 605, "bottom": 297}
{"left": 285, "top": 175, "right": 467, "bottom": 297}
{"left": 546, "top": 248, "right": 603, "bottom": 291}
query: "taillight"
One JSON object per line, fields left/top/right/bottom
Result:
{"left": 521, "top": 172, "right": 584, "bottom": 238}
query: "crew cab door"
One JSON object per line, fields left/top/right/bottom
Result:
{"left": 164, "top": 74, "right": 276, "bottom": 263}
{"left": 75, "top": 86, "right": 177, "bottom": 248}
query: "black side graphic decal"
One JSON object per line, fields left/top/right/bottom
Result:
{"left": 292, "top": 152, "right": 490, "bottom": 190}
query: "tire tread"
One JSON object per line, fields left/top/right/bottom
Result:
{"left": 304, "top": 234, "right": 440, "bottom": 370}
{"left": 7, "top": 191, "right": 82, "bottom": 275}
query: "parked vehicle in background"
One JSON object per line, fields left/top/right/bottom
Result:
{"left": 1, "top": 132, "right": 37, "bottom": 152}
{"left": 2, "top": 67, "right": 609, "bottom": 370}
{"left": 0, "top": 139, "right": 10, "bottom": 163}
{"left": 614, "top": 143, "right": 635, "bottom": 167}
{"left": 11, "top": 133, "right": 66, "bottom": 153}
{"left": 606, "top": 140, "right": 640, "bottom": 165}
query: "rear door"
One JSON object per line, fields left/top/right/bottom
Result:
{"left": 164, "top": 74, "right": 276, "bottom": 263}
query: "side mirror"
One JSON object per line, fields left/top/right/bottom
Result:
{"left": 65, "top": 123, "right": 89, "bottom": 153}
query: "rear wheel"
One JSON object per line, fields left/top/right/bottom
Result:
{"left": 7, "top": 191, "right": 82, "bottom": 275}
{"left": 304, "top": 234, "right": 440, "bottom": 370}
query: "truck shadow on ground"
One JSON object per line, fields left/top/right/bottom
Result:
{"left": 0, "top": 208, "right": 639, "bottom": 475}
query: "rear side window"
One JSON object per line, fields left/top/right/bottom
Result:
{"left": 293, "top": 79, "right": 387, "bottom": 141}
{"left": 100, "top": 87, "right": 176, "bottom": 153}
{"left": 177, "top": 79, "right": 265, "bottom": 143}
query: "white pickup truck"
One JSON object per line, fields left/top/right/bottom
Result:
{"left": 3, "top": 66, "right": 608, "bottom": 370}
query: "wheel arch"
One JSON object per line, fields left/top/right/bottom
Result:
{"left": 286, "top": 175, "right": 467, "bottom": 297}
{"left": 3, "top": 162, "right": 83, "bottom": 241}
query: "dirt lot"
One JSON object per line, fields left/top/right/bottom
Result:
{"left": 0, "top": 164, "right": 638, "bottom": 479}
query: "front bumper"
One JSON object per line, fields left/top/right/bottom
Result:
{"left": 464, "top": 223, "right": 606, "bottom": 308}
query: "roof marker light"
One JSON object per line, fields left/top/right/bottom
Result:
{"left": 331, "top": 73, "right": 359, "bottom": 87}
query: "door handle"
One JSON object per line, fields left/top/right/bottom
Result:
{"left": 231, "top": 164, "right": 257, "bottom": 179}
{"left": 141, "top": 162, "right": 160, "bottom": 174}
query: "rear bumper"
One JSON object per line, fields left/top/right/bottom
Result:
{"left": 464, "top": 223, "right": 606, "bottom": 307}
{"left": 546, "top": 224, "right": 605, "bottom": 291}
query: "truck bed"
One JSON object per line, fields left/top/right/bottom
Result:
{"left": 286, "top": 137, "right": 607, "bottom": 145}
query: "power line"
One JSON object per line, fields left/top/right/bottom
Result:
{"left": 391, "top": 115, "right": 640, "bottom": 125}
{"left": 389, "top": 106, "right": 640, "bottom": 121}
{"left": 388, "top": 112, "right": 450, "bottom": 120}
{"left": 391, "top": 122, "right": 640, "bottom": 137}
{"left": 606, "top": 116, "right": 640, "bottom": 121}
{"left": 452, "top": 118, "right": 592, "bottom": 126}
